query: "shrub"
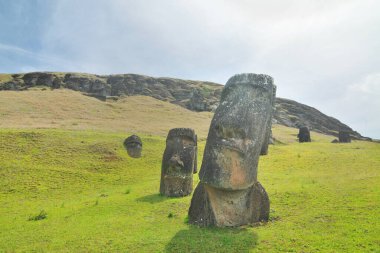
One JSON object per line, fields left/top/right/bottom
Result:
{"left": 28, "top": 210, "right": 47, "bottom": 221}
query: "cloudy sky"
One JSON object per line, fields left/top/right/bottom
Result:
{"left": 1, "top": 0, "right": 379, "bottom": 138}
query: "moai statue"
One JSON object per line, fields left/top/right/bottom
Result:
{"left": 160, "top": 128, "right": 197, "bottom": 197}
{"left": 123, "top": 135, "right": 142, "bottom": 158}
{"left": 261, "top": 86, "right": 277, "bottom": 155}
{"left": 339, "top": 130, "right": 351, "bottom": 143}
{"left": 298, "top": 126, "right": 311, "bottom": 143}
{"left": 188, "top": 73, "right": 273, "bottom": 227}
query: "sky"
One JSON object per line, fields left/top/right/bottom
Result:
{"left": 0, "top": 0, "right": 379, "bottom": 139}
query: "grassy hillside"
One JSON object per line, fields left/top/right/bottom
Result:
{"left": 0, "top": 89, "right": 379, "bottom": 252}
{"left": 0, "top": 129, "right": 379, "bottom": 252}
{"left": 0, "top": 88, "right": 213, "bottom": 138}
{"left": 0, "top": 88, "right": 337, "bottom": 141}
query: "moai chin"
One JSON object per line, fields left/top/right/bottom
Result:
{"left": 298, "top": 126, "right": 311, "bottom": 143}
{"left": 160, "top": 128, "right": 197, "bottom": 197}
{"left": 123, "top": 135, "right": 142, "bottom": 158}
{"left": 188, "top": 73, "right": 273, "bottom": 227}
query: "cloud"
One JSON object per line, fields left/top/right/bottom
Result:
{"left": 1, "top": 0, "right": 380, "bottom": 138}
{"left": 0, "top": 42, "right": 74, "bottom": 73}
{"left": 339, "top": 73, "right": 380, "bottom": 138}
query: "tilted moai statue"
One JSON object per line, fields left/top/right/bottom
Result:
{"left": 188, "top": 73, "right": 273, "bottom": 227}
{"left": 261, "top": 86, "right": 277, "bottom": 155}
{"left": 123, "top": 135, "right": 142, "bottom": 158}
{"left": 160, "top": 128, "right": 197, "bottom": 197}
{"left": 298, "top": 126, "right": 311, "bottom": 143}
{"left": 339, "top": 130, "right": 351, "bottom": 143}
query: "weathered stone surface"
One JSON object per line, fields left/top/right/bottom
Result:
{"left": 160, "top": 128, "right": 197, "bottom": 197}
{"left": 123, "top": 135, "right": 142, "bottom": 158}
{"left": 298, "top": 126, "right": 311, "bottom": 143}
{"left": 189, "top": 181, "right": 269, "bottom": 227}
{"left": 199, "top": 74, "right": 274, "bottom": 190}
{"left": 189, "top": 73, "right": 272, "bottom": 227}
{"left": 339, "top": 131, "right": 351, "bottom": 143}
{"left": 261, "top": 86, "right": 277, "bottom": 155}
{"left": 331, "top": 139, "right": 339, "bottom": 143}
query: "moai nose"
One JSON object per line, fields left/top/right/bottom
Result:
{"left": 169, "top": 155, "right": 184, "bottom": 168}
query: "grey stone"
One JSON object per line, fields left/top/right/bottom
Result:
{"left": 261, "top": 86, "right": 277, "bottom": 155}
{"left": 189, "top": 73, "right": 273, "bottom": 227}
{"left": 160, "top": 128, "right": 197, "bottom": 197}
{"left": 298, "top": 126, "right": 311, "bottom": 142}
{"left": 123, "top": 135, "right": 142, "bottom": 158}
{"left": 339, "top": 131, "right": 351, "bottom": 143}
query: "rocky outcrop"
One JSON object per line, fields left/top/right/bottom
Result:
{"left": 0, "top": 72, "right": 368, "bottom": 140}
{"left": 274, "top": 98, "right": 366, "bottom": 140}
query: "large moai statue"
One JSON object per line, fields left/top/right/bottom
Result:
{"left": 298, "top": 126, "right": 311, "bottom": 143}
{"left": 123, "top": 135, "right": 142, "bottom": 158}
{"left": 188, "top": 73, "right": 273, "bottom": 227}
{"left": 160, "top": 128, "right": 197, "bottom": 197}
{"left": 260, "top": 86, "right": 277, "bottom": 155}
{"left": 339, "top": 130, "right": 351, "bottom": 143}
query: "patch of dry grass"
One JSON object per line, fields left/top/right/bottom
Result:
{"left": 0, "top": 88, "right": 336, "bottom": 141}
{"left": 0, "top": 89, "right": 213, "bottom": 138}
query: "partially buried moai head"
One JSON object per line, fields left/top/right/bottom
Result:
{"left": 199, "top": 73, "right": 274, "bottom": 190}
{"left": 160, "top": 128, "right": 197, "bottom": 197}
{"left": 123, "top": 135, "right": 142, "bottom": 158}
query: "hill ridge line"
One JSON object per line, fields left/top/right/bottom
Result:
{"left": 0, "top": 72, "right": 367, "bottom": 140}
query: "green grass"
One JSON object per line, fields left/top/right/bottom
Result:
{"left": 0, "top": 128, "right": 379, "bottom": 252}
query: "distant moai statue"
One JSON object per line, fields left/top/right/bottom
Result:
{"left": 260, "top": 86, "right": 277, "bottom": 155}
{"left": 188, "top": 73, "right": 272, "bottom": 227}
{"left": 339, "top": 130, "right": 351, "bottom": 143}
{"left": 298, "top": 126, "right": 311, "bottom": 142}
{"left": 123, "top": 135, "right": 142, "bottom": 158}
{"left": 160, "top": 128, "right": 197, "bottom": 197}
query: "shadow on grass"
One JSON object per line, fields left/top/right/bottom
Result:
{"left": 165, "top": 226, "right": 258, "bottom": 253}
{"left": 136, "top": 193, "right": 169, "bottom": 203}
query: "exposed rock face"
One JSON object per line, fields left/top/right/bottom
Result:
{"left": 339, "top": 131, "right": 351, "bottom": 143}
{"left": 274, "top": 98, "right": 366, "bottom": 140}
{"left": 188, "top": 73, "right": 271, "bottom": 227}
{"left": 0, "top": 72, "right": 367, "bottom": 140}
{"left": 123, "top": 135, "right": 142, "bottom": 158}
{"left": 261, "top": 86, "right": 277, "bottom": 155}
{"left": 160, "top": 128, "right": 197, "bottom": 197}
{"left": 298, "top": 126, "right": 311, "bottom": 143}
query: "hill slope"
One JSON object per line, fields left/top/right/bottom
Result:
{"left": 0, "top": 72, "right": 366, "bottom": 139}
{"left": 0, "top": 88, "right": 336, "bottom": 143}
{"left": 0, "top": 128, "right": 378, "bottom": 252}
{"left": 0, "top": 89, "right": 212, "bottom": 138}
